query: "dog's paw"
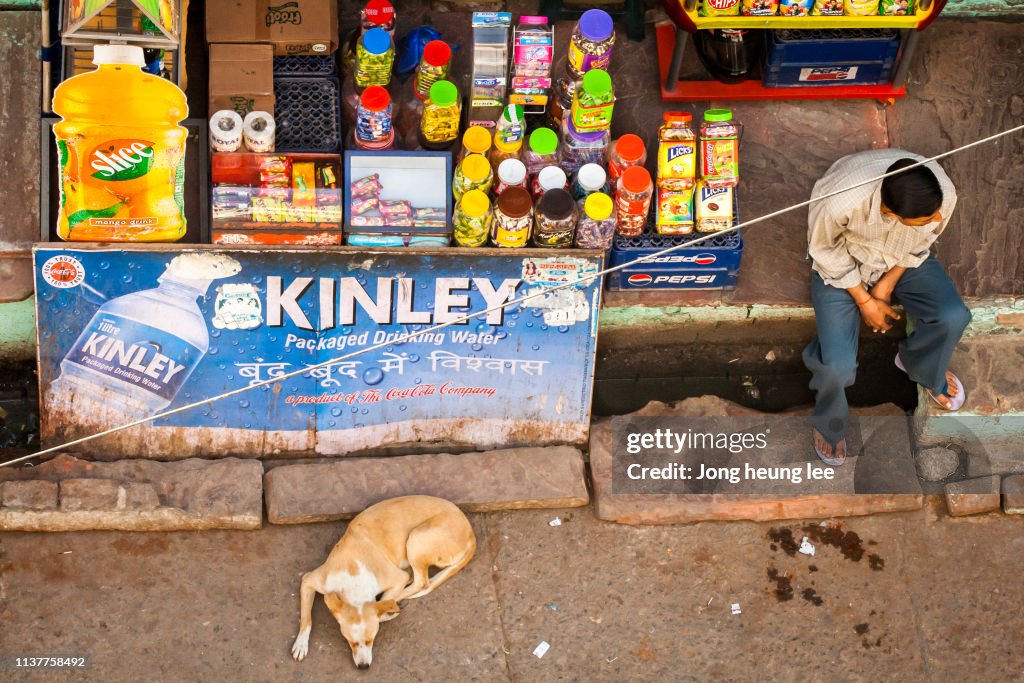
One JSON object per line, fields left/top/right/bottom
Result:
{"left": 291, "top": 629, "right": 310, "bottom": 661}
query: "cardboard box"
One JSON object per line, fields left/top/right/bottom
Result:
{"left": 206, "top": 0, "right": 339, "bottom": 56}
{"left": 208, "top": 44, "right": 275, "bottom": 118}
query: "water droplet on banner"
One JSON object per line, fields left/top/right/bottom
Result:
{"left": 471, "top": 343, "right": 483, "bottom": 352}
{"left": 362, "top": 367, "right": 384, "bottom": 385}
{"left": 331, "top": 407, "right": 342, "bottom": 417}
{"left": 239, "top": 400, "right": 250, "bottom": 409}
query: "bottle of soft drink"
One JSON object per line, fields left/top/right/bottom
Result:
{"left": 52, "top": 45, "right": 188, "bottom": 241}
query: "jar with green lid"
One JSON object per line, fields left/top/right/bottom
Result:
{"left": 355, "top": 27, "right": 394, "bottom": 89}
{"left": 570, "top": 69, "right": 615, "bottom": 133}
{"left": 699, "top": 108, "right": 741, "bottom": 188}
{"left": 453, "top": 190, "right": 493, "bottom": 247}
{"left": 495, "top": 104, "right": 525, "bottom": 146}
{"left": 419, "top": 80, "right": 461, "bottom": 150}
{"left": 522, "top": 127, "right": 560, "bottom": 177}
{"left": 452, "top": 153, "right": 494, "bottom": 202}
{"left": 533, "top": 188, "right": 578, "bottom": 248}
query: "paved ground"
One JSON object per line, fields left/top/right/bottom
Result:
{"left": 1, "top": 502, "right": 1022, "bottom": 682}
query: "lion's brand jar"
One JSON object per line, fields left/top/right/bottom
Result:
{"left": 492, "top": 186, "right": 534, "bottom": 247}
{"left": 567, "top": 9, "right": 616, "bottom": 81}
{"left": 699, "top": 108, "right": 740, "bottom": 188}
{"left": 533, "top": 188, "right": 578, "bottom": 247}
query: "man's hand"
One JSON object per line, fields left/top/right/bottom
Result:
{"left": 858, "top": 297, "right": 900, "bottom": 333}
{"left": 869, "top": 281, "right": 894, "bottom": 304}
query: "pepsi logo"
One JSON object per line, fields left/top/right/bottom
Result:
{"left": 693, "top": 253, "right": 717, "bottom": 265}
{"left": 627, "top": 274, "right": 653, "bottom": 287}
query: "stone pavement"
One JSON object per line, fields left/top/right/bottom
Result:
{"left": 0, "top": 503, "right": 1022, "bottom": 681}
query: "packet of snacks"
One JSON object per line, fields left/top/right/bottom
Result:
{"left": 811, "top": 0, "right": 844, "bottom": 14}
{"left": 779, "top": 0, "right": 813, "bottom": 14}
{"left": 741, "top": 0, "right": 779, "bottom": 15}
{"left": 880, "top": 0, "right": 913, "bottom": 14}
{"left": 842, "top": 0, "right": 876, "bottom": 14}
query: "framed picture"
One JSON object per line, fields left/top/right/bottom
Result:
{"left": 344, "top": 150, "right": 452, "bottom": 238}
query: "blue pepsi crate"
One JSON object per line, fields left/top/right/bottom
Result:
{"left": 606, "top": 193, "right": 742, "bottom": 290}
{"left": 763, "top": 61, "right": 896, "bottom": 87}
{"left": 763, "top": 29, "right": 901, "bottom": 88}
{"left": 767, "top": 29, "right": 901, "bottom": 65}
{"left": 608, "top": 229, "right": 743, "bottom": 272}
{"left": 606, "top": 267, "right": 739, "bottom": 291}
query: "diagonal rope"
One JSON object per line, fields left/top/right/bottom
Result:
{"left": 3, "top": 123, "right": 1022, "bottom": 468}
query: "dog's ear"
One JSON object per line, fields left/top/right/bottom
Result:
{"left": 374, "top": 600, "right": 400, "bottom": 619}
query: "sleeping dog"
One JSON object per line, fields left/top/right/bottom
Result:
{"left": 291, "top": 495, "right": 476, "bottom": 669}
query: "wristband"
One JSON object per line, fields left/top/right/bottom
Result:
{"left": 854, "top": 296, "right": 872, "bottom": 306}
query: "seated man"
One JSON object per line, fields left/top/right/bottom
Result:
{"left": 804, "top": 149, "right": 972, "bottom": 466}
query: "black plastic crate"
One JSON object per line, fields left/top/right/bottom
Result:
{"left": 273, "top": 55, "right": 338, "bottom": 77}
{"left": 274, "top": 77, "right": 342, "bottom": 152}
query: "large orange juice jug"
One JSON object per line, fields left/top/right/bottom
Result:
{"left": 53, "top": 45, "right": 188, "bottom": 241}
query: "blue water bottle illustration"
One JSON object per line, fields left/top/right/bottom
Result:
{"left": 53, "top": 253, "right": 241, "bottom": 416}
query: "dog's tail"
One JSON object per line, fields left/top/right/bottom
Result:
{"left": 408, "top": 535, "right": 476, "bottom": 600}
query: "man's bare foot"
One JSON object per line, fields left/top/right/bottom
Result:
{"left": 812, "top": 429, "right": 846, "bottom": 466}
{"left": 927, "top": 369, "right": 966, "bottom": 411}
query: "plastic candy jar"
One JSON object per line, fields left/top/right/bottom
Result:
{"left": 616, "top": 166, "right": 653, "bottom": 237}
{"left": 453, "top": 189, "right": 493, "bottom": 247}
{"left": 419, "top": 80, "right": 461, "bottom": 150}
{"left": 354, "top": 85, "right": 394, "bottom": 150}
{"left": 492, "top": 186, "right": 534, "bottom": 247}
{"left": 567, "top": 9, "right": 616, "bottom": 81}
{"left": 533, "top": 188, "right": 578, "bottom": 247}
{"left": 575, "top": 192, "right": 617, "bottom": 249}
{"left": 414, "top": 40, "right": 452, "bottom": 101}
{"left": 355, "top": 27, "right": 394, "bottom": 88}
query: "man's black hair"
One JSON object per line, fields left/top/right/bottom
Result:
{"left": 880, "top": 158, "right": 943, "bottom": 220}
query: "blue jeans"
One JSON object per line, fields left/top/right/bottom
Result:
{"left": 803, "top": 257, "right": 972, "bottom": 445}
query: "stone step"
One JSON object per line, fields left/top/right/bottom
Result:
{"left": 0, "top": 454, "right": 263, "bottom": 531}
{"left": 264, "top": 446, "right": 589, "bottom": 524}
{"left": 591, "top": 396, "right": 923, "bottom": 525}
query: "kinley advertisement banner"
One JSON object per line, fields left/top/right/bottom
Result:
{"left": 33, "top": 246, "right": 603, "bottom": 458}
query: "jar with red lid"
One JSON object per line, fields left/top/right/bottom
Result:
{"left": 354, "top": 85, "right": 394, "bottom": 150}
{"left": 414, "top": 40, "right": 452, "bottom": 101}
{"left": 615, "top": 166, "right": 653, "bottom": 237}
{"left": 361, "top": 0, "right": 396, "bottom": 35}
{"left": 608, "top": 134, "right": 646, "bottom": 192}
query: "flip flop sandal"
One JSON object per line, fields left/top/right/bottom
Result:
{"left": 812, "top": 429, "right": 846, "bottom": 467}
{"left": 895, "top": 354, "right": 966, "bottom": 411}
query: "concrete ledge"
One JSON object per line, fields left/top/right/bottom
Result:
{"left": 0, "top": 454, "right": 263, "bottom": 531}
{"left": 591, "top": 397, "right": 924, "bottom": 525}
{"left": 264, "top": 446, "right": 589, "bottom": 524}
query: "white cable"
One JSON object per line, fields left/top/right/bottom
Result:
{"left": 3, "top": 123, "right": 1022, "bottom": 468}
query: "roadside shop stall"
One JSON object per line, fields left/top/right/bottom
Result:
{"left": 33, "top": 0, "right": 746, "bottom": 458}
{"left": 657, "top": 0, "right": 948, "bottom": 100}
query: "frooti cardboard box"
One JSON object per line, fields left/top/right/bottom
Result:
{"left": 209, "top": 44, "right": 275, "bottom": 117}
{"left": 206, "top": 0, "right": 339, "bottom": 55}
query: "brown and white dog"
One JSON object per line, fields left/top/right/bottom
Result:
{"left": 290, "top": 495, "right": 476, "bottom": 669}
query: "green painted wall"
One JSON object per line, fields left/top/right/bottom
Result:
{"left": 0, "top": 296, "right": 36, "bottom": 362}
